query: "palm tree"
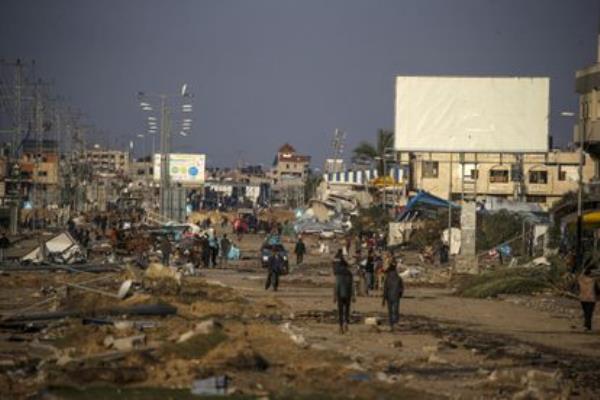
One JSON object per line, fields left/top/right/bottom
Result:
{"left": 352, "top": 129, "right": 394, "bottom": 175}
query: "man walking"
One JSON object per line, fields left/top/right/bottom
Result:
{"left": 265, "top": 250, "right": 284, "bottom": 291}
{"left": 0, "top": 231, "right": 9, "bottom": 263}
{"left": 160, "top": 236, "right": 172, "bottom": 266}
{"left": 220, "top": 234, "right": 231, "bottom": 267}
{"left": 382, "top": 256, "right": 404, "bottom": 332}
{"left": 578, "top": 262, "right": 599, "bottom": 331}
{"left": 294, "top": 236, "right": 306, "bottom": 266}
{"left": 333, "top": 249, "right": 354, "bottom": 334}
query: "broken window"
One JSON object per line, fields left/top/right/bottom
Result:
{"left": 529, "top": 170, "right": 548, "bottom": 184}
{"left": 422, "top": 161, "right": 438, "bottom": 178}
{"left": 489, "top": 169, "right": 509, "bottom": 183}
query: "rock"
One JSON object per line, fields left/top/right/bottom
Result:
{"left": 392, "top": 340, "right": 403, "bottom": 348}
{"left": 144, "top": 263, "right": 181, "bottom": 285}
{"left": 427, "top": 354, "right": 448, "bottom": 364}
{"left": 512, "top": 388, "right": 543, "bottom": 400}
{"left": 195, "top": 319, "right": 219, "bottom": 335}
{"left": 376, "top": 371, "right": 393, "bottom": 383}
{"left": 488, "top": 369, "right": 520, "bottom": 385}
{"left": 346, "top": 362, "right": 365, "bottom": 371}
{"left": 104, "top": 334, "right": 146, "bottom": 351}
{"left": 177, "top": 319, "right": 220, "bottom": 343}
{"left": 280, "top": 322, "right": 308, "bottom": 348}
{"left": 364, "top": 317, "right": 380, "bottom": 326}
{"left": 422, "top": 345, "right": 439, "bottom": 354}
{"left": 523, "top": 369, "right": 562, "bottom": 391}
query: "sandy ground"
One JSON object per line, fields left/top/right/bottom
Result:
{"left": 2, "top": 231, "right": 600, "bottom": 399}
{"left": 200, "top": 233, "right": 600, "bottom": 398}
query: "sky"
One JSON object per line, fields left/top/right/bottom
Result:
{"left": 0, "top": 0, "right": 599, "bottom": 168}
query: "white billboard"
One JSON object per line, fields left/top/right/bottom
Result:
{"left": 394, "top": 76, "right": 549, "bottom": 153}
{"left": 153, "top": 153, "right": 205, "bottom": 184}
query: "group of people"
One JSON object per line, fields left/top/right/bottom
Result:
{"left": 332, "top": 248, "right": 404, "bottom": 334}
{"left": 159, "top": 230, "right": 233, "bottom": 270}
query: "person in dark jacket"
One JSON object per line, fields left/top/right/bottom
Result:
{"left": 265, "top": 251, "right": 284, "bottom": 291}
{"left": 160, "top": 236, "right": 172, "bottom": 266}
{"left": 0, "top": 231, "right": 9, "bottom": 262}
{"left": 382, "top": 258, "right": 404, "bottom": 331}
{"left": 578, "top": 262, "right": 599, "bottom": 331}
{"left": 364, "top": 249, "right": 375, "bottom": 294}
{"left": 333, "top": 249, "right": 354, "bottom": 334}
{"left": 294, "top": 237, "right": 306, "bottom": 265}
{"left": 220, "top": 234, "right": 231, "bottom": 267}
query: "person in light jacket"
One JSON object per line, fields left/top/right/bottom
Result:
{"left": 578, "top": 264, "right": 599, "bottom": 331}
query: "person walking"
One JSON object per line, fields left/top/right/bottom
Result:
{"left": 364, "top": 249, "right": 375, "bottom": 295}
{"left": 0, "top": 231, "right": 9, "bottom": 262}
{"left": 220, "top": 234, "right": 231, "bottom": 267}
{"left": 382, "top": 257, "right": 404, "bottom": 332}
{"left": 578, "top": 263, "right": 599, "bottom": 331}
{"left": 333, "top": 249, "right": 354, "bottom": 334}
{"left": 294, "top": 237, "right": 306, "bottom": 266}
{"left": 160, "top": 236, "right": 172, "bottom": 266}
{"left": 209, "top": 234, "right": 219, "bottom": 267}
{"left": 265, "top": 250, "right": 284, "bottom": 291}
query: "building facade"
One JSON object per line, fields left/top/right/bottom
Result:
{"left": 409, "top": 151, "right": 593, "bottom": 208}
{"left": 323, "top": 150, "right": 594, "bottom": 210}
{"left": 271, "top": 143, "right": 311, "bottom": 207}
{"left": 82, "top": 147, "right": 129, "bottom": 177}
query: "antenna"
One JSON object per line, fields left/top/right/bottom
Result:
{"left": 329, "top": 128, "right": 346, "bottom": 173}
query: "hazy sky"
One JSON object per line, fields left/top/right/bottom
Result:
{"left": 1, "top": 0, "right": 599, "bottom": 167}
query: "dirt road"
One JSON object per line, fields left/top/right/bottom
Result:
{"left": 200, "top": 235, "right": 600, "bottom": 398}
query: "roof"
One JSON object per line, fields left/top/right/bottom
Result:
{"left": 278, "top": 143, "right": 296, "bottom": 154}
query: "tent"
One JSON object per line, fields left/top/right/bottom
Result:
{"left": 397, "top": 191, "right": 459, "bottom": 221}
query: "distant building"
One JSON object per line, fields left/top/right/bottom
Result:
{"left": 19, "top": 140, "right": 60, "bottom": 206}
{"left": 324, "top": 150, "right": 594, "bottom": 210}
{"left": 82, "top": 147, "right": 129, "bottom": 177}
{"left": 324, "top": 158, "right": 344, "bottom": 174}
{"left": 271, "top": 143, "right": 311, "bottom": 183}
{"left": 270, "top": 143, "right": 311, "bottom": 207}
{"left": 575, "top": 26, "right": 600, "bottom": 177}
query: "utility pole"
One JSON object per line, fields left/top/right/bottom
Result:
{"left": 576, "top": 102, "right": 589, "bottom": 270}
{"left": 159, "top": 95, "right": 172, "bottom": 219}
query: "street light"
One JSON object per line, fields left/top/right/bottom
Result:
{"left": 137, "top": 83, "right": 194, "bottom": 219}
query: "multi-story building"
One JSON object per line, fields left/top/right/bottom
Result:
{"left": 19, "top": 140, "right": 60, "bottom": 207}
{"left": 324, "top": 150, "right": 594, "bottom": 210}
{"left": 271, "top": 143, "right": 310, "bottom": 183}
{"left": 575, "top": 26, "right": 600, "bottom": 179}
{"left": 270, "top": 143, "right": 311, "bottom": 207}
{"left": 82, "top": 147, "right": 129, "bottom": 178}
{"left": 409, "top": 150, "right": 593, "bottom": 208}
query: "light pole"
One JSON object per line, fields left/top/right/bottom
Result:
{"left": 577, "top": 107, "right": 588, "bottom": 269}
{"left": 137, "top": 84, "right": 193, "bottom": 219}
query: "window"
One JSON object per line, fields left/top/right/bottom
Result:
{"left": 529, "top": 170, "right": 548, "bottom": 184}
{"left": 489, "top": 169, "right": 509, "bottom": 183}
{"left": 558, "top": 165, "right": 577, "bottom": 182}
{"left": 286, "top": 164, "right": 290, "bottom": 169}
{"left": 37, "top": 171, "right": 47, "bottom": 177}
{"left": 422, "top": 161, "right": 439, "bottom": 178}
{"left": 526, "top": 195, "right": 546, "bottom": 203}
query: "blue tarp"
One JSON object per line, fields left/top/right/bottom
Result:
{"left": 398, "top": 191, "right": 459, "bottom": 221}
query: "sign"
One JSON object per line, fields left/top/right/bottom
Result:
{"left": 154, "top": 153, "right": 206, "bottom": 184}
{"left": 395, "top": 76, "right": 549, "bottom": 153}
